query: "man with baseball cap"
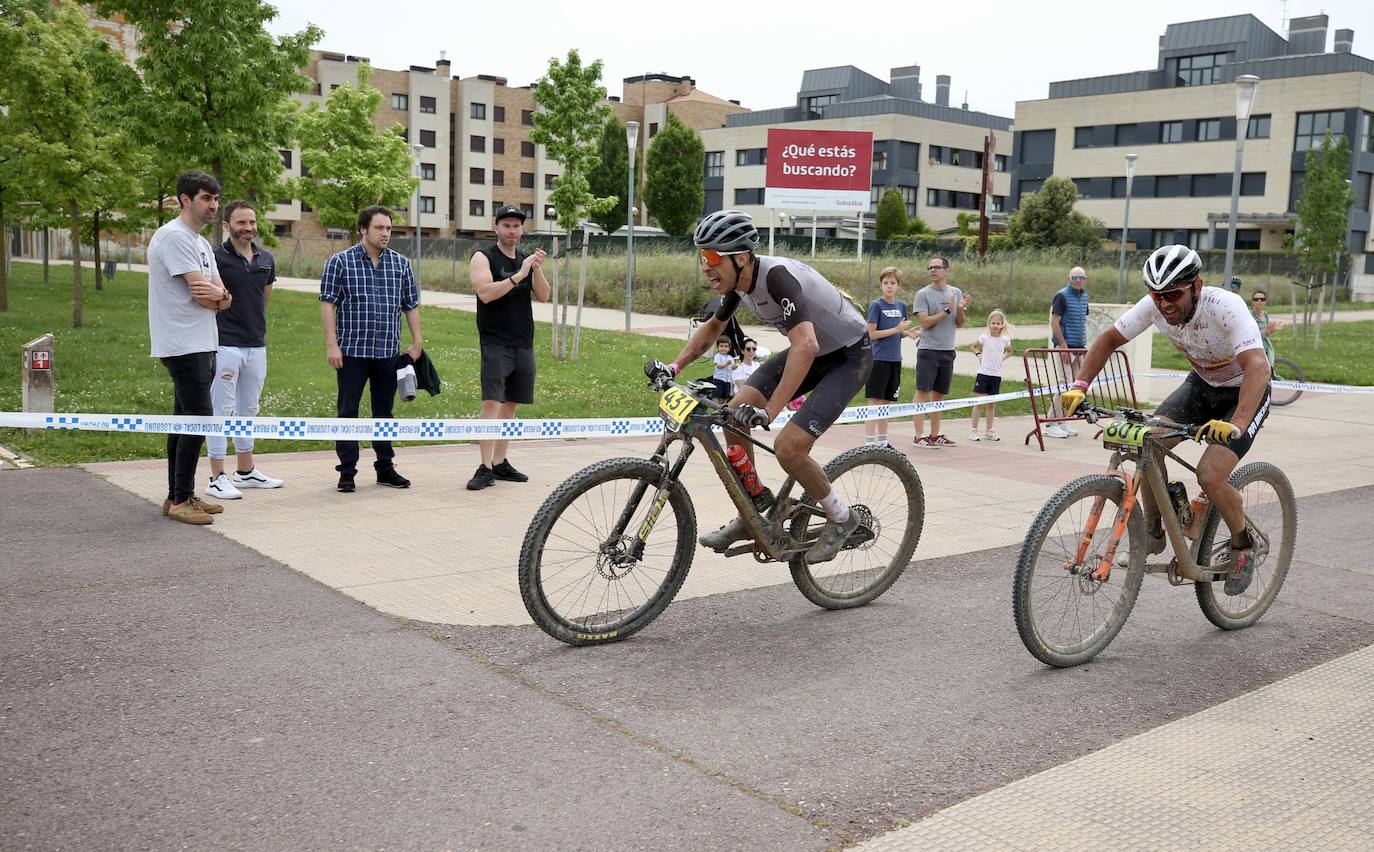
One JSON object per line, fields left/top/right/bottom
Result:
{"left": 465, "top": 205, "right": 549, "bottom": 490}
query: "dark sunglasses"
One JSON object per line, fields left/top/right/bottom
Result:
{"left": 1253, "top": 296, "right": 1267, "bottom": 302}
{"left": 1149, "top": 287, "right": 1191, "bottom": 304}
{"left": 1070, "top": 275, "right": 1086, "bottom": 281}
{"left": 744, "top": 346, "right": 757, "bottom": 351}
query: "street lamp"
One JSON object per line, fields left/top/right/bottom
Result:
{"left": 1222, "top": 74, "right": 1261, "bottom": 288}
{"left": 411, "top": 143, "right": 423, "bottom": 278}
{"left": 1116, "top": 152, "right": 1138, "bottom": 302}
{"left": 625, "top": 120, "right": 639, "bottom": 331}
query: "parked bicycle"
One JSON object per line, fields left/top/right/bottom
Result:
{"left": 1012, "top": 402, "right": 1295, "bottom": 667}
{"left": 517, "top": 364, "right": 925, "bottom": 645}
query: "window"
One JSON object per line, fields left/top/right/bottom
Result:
{"left": 899, "top": 185, "right": 917, "bottom": 217}
{"left": 420, "top": 162, "right": 436, "bottom": 181}
{"left": 469, "top": 167, "right": 485, "bottom": 184}
{"left": 419, "top": 129, "right": 436, "bottom": 148}
{"left": 1155, "top": 175, "right": 1185, "bottom": 197}
{"left": 1247, "top": 115, "right": 1271, "bottom": 139}
{"left": 1234, "top": 229, "right": 1261, "bottom": 251}
{"left": 1160, "top": 122, "right": 1184, "bottom": 144}
{"left": 1288, "top": 173, "right": 1305, "bottom": 212}
{"left": 279, "top": 149, "right": 292, "bottom": 169}
{"left": 1355, "top": 171, "right": 1373, "bottom": 213}
{"left": 419, "top": 95, "right": 436, "bottom": 114}
{"left": 520, "top": 172, "right": 534, "bottom": 189}
{"left": 736, "top": 149, "right": 749, "bottom": 167}
{"left": 649, "top": 122, "right": 658, "bottom": 137}
{"left": 1239, "top": 172, "right": 1266, "bottom": 196}
{"left": 273, "top": 222, "right": 292, "bottom": 237}
{"left": 1112, "top": 176, "right": 1128, "bottom": 198}
{"left": 1114, "top": 124, "right": 1137, "bottom": 146}
{"left": 872, "top": 150, "right": 887, "bottom": 171}
{"left": 705, "top": 151, "right": 724, "bottom": 178}
{"left": 469, "top": 199, "right": 485, "bottom": 217}
{"left": 470, "top": 135, "right": 485, "bottom": 153}
{"left": 300, "top": 201, "right": 312, "bottom": 213}
{"left": 1175, "top": 52, "right": 1228, "bottom": 86}
{"left": 519, "top": 203, "right": 534, "bottom": 218}
{"left": 522, "top": 109, "right": 534, "bottom": 126}
{"left": 330, "top": 84, "right": 339, "bottom": 91}
{"left": 1190, "top": 174, "right": 1216, "bottom": 196}
{"left": 870, "top": 185, "right": 883, "bottom": 212}
{"left": 300, "top": 162, "right": 310, "bottom": 178}
{"left": 493, "top": 137, "right": 505, "bottom": 155}
{"left": 994, "top": 154, "right": 1008, "bottom": 172}
{"left": 1018, "top": 130, "right": 1054, "bottom": 164}
{"left": 545, "top": 174, "right": 557, "bottom": 190}
{"left": 1074, "top": 127, "right": 1096, "bottom": 148}
{"left": 420, "top": 196, "right": 435, "bottom": 214}
{"left": 492, "top": 169, "right": 504, "bottom": 186}
{"left": 520, "top": 140, "right": 535, "bottom": 158}
{"left": 734, "top": 188, "right": 764, "bottom": 205}
{"left": 802, "top": 94, "right": 838, "bottom": 112}
{"left": 1296, "top": 110, "right": 1346, "bottom": 151}
{"left": 494, "top": 105, "right": 505, "bottom": 123}
{"left": 391, "top": 93, "right": 408, "bottom": 110}
{"left": 1361, "top": 111, "right": 1374, "bottom": 153}
{"left": 1196, "top": 119, "right": 1221, "bottom": 142}
{"left": 470, "top": 102, "right": 486, "bottom": 120}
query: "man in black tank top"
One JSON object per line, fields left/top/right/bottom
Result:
{"left": 466, "top": 206, "right": 550, "bottom": 491}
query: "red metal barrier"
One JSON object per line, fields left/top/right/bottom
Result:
{"left": 1022, "top": 348, "right": 1138, "bottom": 451}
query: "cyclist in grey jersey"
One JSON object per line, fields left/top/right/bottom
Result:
{"left": 657, "top": 210, "right": 873, "bottom": 564}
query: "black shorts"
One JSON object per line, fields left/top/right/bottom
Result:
{"left": 479, "top": 344, "right": 536, "bottom": 404}
{"left": 915, "top": 349, "right": 955, "bottom": 395}
{"left": 1155, "top": 371, "right": 1270, "bottom": 460}
{"left": 747, "top": 335, "right": 872, "bottom": 438}
{"left": 866, "top": 360, "right": 902, "bottom": 401}
{"left": 973, "top": 373, "right": 1002, "bottom": 395}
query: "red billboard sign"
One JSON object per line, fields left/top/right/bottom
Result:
{"left": 764, "top": 129, "right": 873, "bottom": 211}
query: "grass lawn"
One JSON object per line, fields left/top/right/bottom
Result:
{"left": 1, "top": 265, "right": 1037, "bottom": 465}
{"left": 1151, "top": 320, "right": 1374, "bottom": 386}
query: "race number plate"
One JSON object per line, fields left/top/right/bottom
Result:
{"left": 658, "top": 387, "right": 699, "bottom": 431}
{"left": 1102, "top": 419, "right": 1148, "bottom": 450}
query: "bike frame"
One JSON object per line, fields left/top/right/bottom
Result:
{"left": 607, "top": 383, "right": 824, "bottom": 563}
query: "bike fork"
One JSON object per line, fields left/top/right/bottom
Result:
{"left": 614, "top": 439, "right": 695, "bottom": 560}
{"left": 1067, "top": 470, "right": 1138, "bottom": 582}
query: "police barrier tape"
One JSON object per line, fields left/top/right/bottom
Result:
{"left": 0, "top": 386, "right": 1043, "bottom": 442}
{"left": 1135, "top": 371, "right": 1374, "bottom": 395}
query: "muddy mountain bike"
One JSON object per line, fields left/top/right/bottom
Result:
{"left": 1012, "top": 402, "right": 1295, "bottom": 668}
{"left": 517, "top": 362, "right": 925, "bottom": 646}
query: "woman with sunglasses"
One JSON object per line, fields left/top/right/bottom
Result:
{"left": 1247, "top": 288, "right": 1285, "bottom": 367}
{"left": 657, "top": 209, "right": 872, "bottom": 565}
{"left": 1059, "top": 244, "right": 1273, "bottom": 596}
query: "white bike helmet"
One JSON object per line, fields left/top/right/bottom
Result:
{"left": 693, "top": 209, "right": 760, "bottom": 253}
{"left": 1142, "top": 244, "right": 1202, "bottom": 291}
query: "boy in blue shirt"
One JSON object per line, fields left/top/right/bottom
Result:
{"left": 864, "top": 267, "right": 917, "bottom": 446}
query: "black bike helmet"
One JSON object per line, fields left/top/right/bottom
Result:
{"left": 1142, "top": 244, "right": 1202, "bottom": 291}
{"left": 693, "top": 209, "right": 759, "bottom": 253}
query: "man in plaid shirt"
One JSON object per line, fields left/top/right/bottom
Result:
{"left": 319, "top": 205, "right": 423, "bottom": 492}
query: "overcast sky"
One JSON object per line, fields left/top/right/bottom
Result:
{"left": 265, "top": 1, "right": 1371, "bottom": 118}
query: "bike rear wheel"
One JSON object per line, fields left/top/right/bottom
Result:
{"left": 1269, "top": 357, "right": 1305, "bottom": 407}
{"left": 787, "top": 446, "right": 924, "bottom": 609}
{"left": 1013, "top": 474, "right": 1146, "bottom": 667}
{"left": 518, "top": 458, "right": 696, "bottom": 645}
{"left": 1194, "top": 462, "right": 1295, "bottom": 629}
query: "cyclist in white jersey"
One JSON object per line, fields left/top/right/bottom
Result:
{"left": 1060, "top": 245, "right": 1272, "bottom": 596}
{"left": 648, "top": 210, "right": 873, "bottom": 564}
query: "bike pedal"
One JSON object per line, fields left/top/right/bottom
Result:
{"left": 721, "top": 543, "right": 756, "bottom": 558}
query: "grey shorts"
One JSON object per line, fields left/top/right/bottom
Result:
{"left": 480, "top": 344, "right": 535, "bottom": 404}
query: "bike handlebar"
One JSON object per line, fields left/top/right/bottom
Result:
{"left": 1076, "top": 402, "right": 1239, "bottom": 443}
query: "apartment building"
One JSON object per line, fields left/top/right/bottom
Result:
{"left": 699, "top": 65, "right": 1014, "bottom": 235}
{"left": 274, "top": 57, "right": 746, "bottom": 240}
{"left": 1012, "top": 14, "right": 1374, "bottom": 256}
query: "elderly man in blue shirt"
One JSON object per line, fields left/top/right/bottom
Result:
{"left": 319, "top": 205, "right": 423, "bottom": 492}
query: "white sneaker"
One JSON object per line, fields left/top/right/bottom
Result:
{"left": 207, "top": 473, "right": 243, "bottom": 500}
{"left": 1064, "top": 424, "right": 1080, "bottom": 437}
{"left": 969, "top": 429, "right": 981, "bottom": 442}
{"left": 232, "top": 468, "right": 284, "bottom": 489}
{"left": 1044, "top": 423, "right": 1071, "bottom": 439}
{"left": 984, "top": 429, "right": 1000, "bottom": 442}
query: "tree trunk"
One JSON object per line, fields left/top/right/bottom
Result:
{"left": 69, "top": 200, "right": 84, "bottom": 328}
{"left": 93, "top": 211, "right": 103, "bottom": 291}
{"left": 210, "top": 156, "right": 225, "bottom": 245}
{"left": 0, "top": 198, "right": 9, "bottom": 313}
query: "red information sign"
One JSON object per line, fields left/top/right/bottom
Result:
{"left": 31, "top": 351, "right": 51, "bottom": 371}
{"left": 764, "top": 129, "right": 873, "bottom": 211}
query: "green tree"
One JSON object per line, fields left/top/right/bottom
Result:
{"left": 907, "top": 215, "right": 935, "bottom": 237}
{"left": 0, "top": 0, "right": 53, "bottom": 311}
{"left": 295, "top": 64, "right": 419, "bottom": 231}
{"left": 875, "top": 189, "right": 908, "bottom": 239}
{"left": 642, "top": 113, "right": 704, "bottom": 236}
{"left": 1008, "top": 176, "right": 1104, "bottom": 252}
{"left": 1295, "top": 131, "right": 1354, "bottom": 284}
{"left": 531, "top": 50, "right": 617, "bottom": 233}
{"left": 587, "top": 115, "right": 641, "bottom": 234}
{"left": 97, "top": 0, "right": 322, "bottom": 241}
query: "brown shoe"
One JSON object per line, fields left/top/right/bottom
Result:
{"left": 188, "top": 495, "right": 223, "bottom": 515}
{"left": 162, "top": 499, "right": 171, "bottom": 517}
{"left": 167, "top": 499, "right": 213, "bottom": 525}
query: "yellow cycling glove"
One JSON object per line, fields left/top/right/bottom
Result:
{"left": 1195, "top": 419, "right": 1239, "bottom": 444}
{"left": 1060, "top": 388, "right": 1086, "bottom": 417}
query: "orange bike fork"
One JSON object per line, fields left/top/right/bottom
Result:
{"left": 1065, "top": 471, "right": 1138, "bottom": 583}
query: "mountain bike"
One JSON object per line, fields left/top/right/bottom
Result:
{"left": 517, "top": 364, "right": 925, "bottom": 645}
{"left": 1012, "top": 402, "right": 1295, "bottom": 667}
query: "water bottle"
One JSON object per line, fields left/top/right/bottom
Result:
{"left": 727, "top": 444, "right": 773, "bottom": 510}
{"left": 1183, "top": 492, "right": 1209, "bottom": 540}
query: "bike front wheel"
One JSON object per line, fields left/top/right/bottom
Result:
{"left": 1269, "top": 357, "right": 1305, "bottom": 407}
{"left": 1013, "top": 474, "right": 1146, "bottom": 668}
{"left": 518, "top": 458, "right": 696, "bottom": 645}
{"left": 788, "top": 446, "right": 924, "bottom": 609}
{"left": 1194, "top": 462, "right": 1295, "bottom": 630}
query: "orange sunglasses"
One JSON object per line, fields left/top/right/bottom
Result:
{"left": 699, "top": 249, "right": 745, "bottom": 266}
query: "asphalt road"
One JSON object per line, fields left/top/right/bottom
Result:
{"left": 3, "top": 468, "right": 1372, "bottom": 849}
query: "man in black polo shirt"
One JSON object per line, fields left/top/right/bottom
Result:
{"left": 465, "top": 205, "right": 549, "bottom": 490}
{"left": 206, "top": 200, "right": 284, "bottom": 499}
